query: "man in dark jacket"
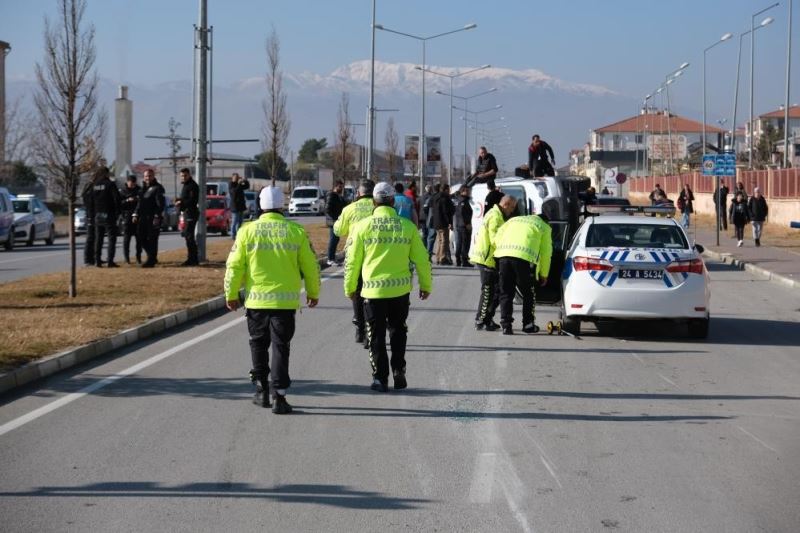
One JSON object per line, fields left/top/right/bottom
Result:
{"left": 81, "top": 175, "right": 97, "bottom": 266}
{"left": 432, "top": 183, "right": 455, "bottom": 265}
{"left": 528, "top": 135, "right": 555, "bottom": 177}
{"left": 174, "top": 167, "right": 199, "bottom": 266}
{"left": 748, "top": 187, "right": 768, "bottom": 247}
{"left": 229, "top": 172, "right": 249, "bottom": 239}
{"left": 423, "top": 183, "right": 439, "bottom": 256}
{"left": 134, "top": 169, "right": 166, "bottom": 268}
{"left": 713, "top": 180, "right": 729, "bottom": 231}
{"left": 325, "top": 179, "right": 347, "bottom": 266}
{"left": 120, "top": 174, "right": 142, "bottom": 264}
{"left": 469, "top": 146, "right": 498, "bottom": 187}
{"left": 453, "top": 185, "right": 473, "bottom": 267}
{"left": 92, "top": 166, "right": 122, "bottom": 267}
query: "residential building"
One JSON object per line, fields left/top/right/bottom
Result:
{"left": 747, "top": 105, "right": 800, "bottom": 166}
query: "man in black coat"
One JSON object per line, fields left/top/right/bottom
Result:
{"left": 748, "top": 187, "right": 768, "bottom": 247}
{"left": 92, "top": 166, "right": 122, "bottom": 267}
{"left": 81, "top": 175, "right": 97, "bottom": 266}
{"left": 134, "top": 169, "right": 166, "bottom": 268}
{"left": 174, "top": 167, "right": 199, "bottom": 266}
{"left": 120, "top": 174, "right": 142, "bottom": 264}
{"left": 229, "top": 172, "right": 249, "bottom": 239}
{"left": 432, "top": 183, "right": 455, "bottom": 265}
{"left": 528, "top": 135, "right": 555, "bottom": 177}
{"left": 324, "top": 179, "right": 347, "bottom": 266}
{"left": 713, "top": 180, "right": 729, "bottom": 231}
{"left": 453, "top": 186, "right": 473, "bottom": 267}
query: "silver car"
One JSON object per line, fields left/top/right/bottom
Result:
{"left": 12, "top": 195, "right": 56, "bottom": 245}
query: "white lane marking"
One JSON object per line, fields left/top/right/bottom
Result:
{"left": 539, "top": 456, "right": 563, "bottom": 490}
{"left": 658, "top": 374, "right": 678, "bottom": 387}
{"left": 0, "top": 251, "right": 65, "bottom": 265}
{"left": 631, "top": 353, "right": 646, "bottom": 365}
{"left": 515, "top": 421, "right": 564, "bottom": 490}
{"left": 737, "top": 425, "right": 779, "bottom": 453}
{"left": 468, "top": 452, "right": 497, "bottom": 503}
{"left": 498, "top": 475, "right": 535, "bottom": 533}
{"left": 0, "top": 270, "right": 339, "bottom": 437}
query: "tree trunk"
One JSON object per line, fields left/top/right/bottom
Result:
{"left": 68, "top": 197, "right": 77, "bottom": 297}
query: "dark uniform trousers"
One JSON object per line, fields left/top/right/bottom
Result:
{"left": 137, "top": 216, "right": 161, "bottom": 264}
{"left": 364, "top": 294, "right": 410, "bottom": 383}
{"left": 183, "top": 214, "right": 199, "bottom": 263}
{"left": 84, "top": 223, "right": 96, "bottom": 265}
{"left": 475, "top": 265, "right": 500, "bottom": 325}
{"left": 94, "top": 213, "right": 118, "bottom": 264}
{"left": 122, "top": 216, "right": 141, "bottom": 262}
{"left": 352, "top": 276, "right": 366, "bottom": 334}
{"left": 246, "top": 308, "right": 295, "bottom": 391}
{"left": 454, "top": 226, "right": 470, "bottom": 265}
{"left": 498, "top": 257, "right": 537, "bottom": 327}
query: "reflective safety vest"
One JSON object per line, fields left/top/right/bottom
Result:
{"left": 469, "top": 204, "right": 505, "bottom": 269}
{"left": 333, "top": 197, "right": 374, "bottom": 241}
{"left": 493, "top": 215, "right": 553, "bottom": 278}
{"left": 344, "top": 205, "right": 432, "bottom": 299}
{"left": 224, "top": 212, "right": 321, "bottom": 309}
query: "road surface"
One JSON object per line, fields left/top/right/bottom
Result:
{"left": 1, "top": 259, "right": 798, "bottom": 532}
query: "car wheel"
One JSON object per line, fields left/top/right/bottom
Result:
{"left": 688, "top": 317, "right": 709, "bottom": 339}
{"left": 561, "top": 312, "right": 581, "bottom": 336}
{"left": 26, "top": 226, "right": 35, "bottom": 246}
{"left": 4, "top": 227, "right": 14, "bottom": 250}
{"left": 221, "top": 223, "right": 229, "bottom": 237}
{"left": 45, "top": 225, "right": 55, "bottom": 245}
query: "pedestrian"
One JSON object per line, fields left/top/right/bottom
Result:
{"left": 748, "top": 187, "right": 768, "bottom": 247}
{"left": 92, "top": 166, "right": 122, "bottom": 268}
{"left": 469, "top": 146, "right": 498, "bottom": 187}
{"left": 120, "top": 174, "right": 142, "bottom": 264}
{"left": 734, "top": 181, "right": 748, "bottom": 200}
{"left": 424, "top": 183, "right": 441, "bottom": 257}
{"left": 494, "top": 214, "right": 553, "bottom": 335}
{"left": 469, "top": 195, "right": 518, "bottom": 331}
{"left": 174, "top": 167, "right": 199, "bottom": 266}
{"left": 81, "top": 173, "right": 97, "bottom": 266}
{"left": 393, "top": 182, "right": 418, "bottom": 224}
{"left": 344, "top": 182, "right": 432, "bottom": 392}
{"left": 677, "top": 183, "right": 694, "bottom": 229}
{"left": 713, "top": 180, "right": 729, "bottom": 231}
{"left": 404, "top": 180, "right": 419, "bottom": 220}
{"left": 649, "top": 183, "right": 665, "bottom": 206}
{"left": 224, "top": 185, "right": 321, "bottom": 414}
{"left": 325, "top": 179, "right": 347, "bottom": 266}
{"left": 453, "top": 185, "right": 473, "bottom": 267}
{"left": 133, "top": 169, "right": 165, "bottom": 268}
{"left": 729, "top": 191, "right": 750, "bottom": 247}
{"left": 420, "top": 183, "right": 432, "bottom": 248}
{"left": 484, "top": 181, "right": 504, "bottom": 212}
{"left": 229, "top": 172, "right": 249, "bottom": 239}
{"left": 333, "top": 179, "right": 376, "bottom": 345}
{"left": 527, "top": 135, "right": 555, "bottom": 177}
{"left": 432, "top": 183, "right": 454, "bottom": 265}
{"left": 601, "top": 186, "right": 610, "bottom": 195}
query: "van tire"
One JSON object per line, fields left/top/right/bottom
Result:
{"left": 4, "top": 227, "right": 14, "bottom": 250}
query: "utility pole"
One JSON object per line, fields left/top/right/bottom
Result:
{"left": 194, "top": 0, "right": 209, "bottom": 261}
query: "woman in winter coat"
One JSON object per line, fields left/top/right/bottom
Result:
{"left": 728, "top": 191, "right": 750, "bottom": 247}
{"left": 677, "top": 184, "right": 694, "bottom": 228}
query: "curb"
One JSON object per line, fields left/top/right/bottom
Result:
{"left": 0, "top": 257, "right": 335, "bottom": 396}
{"left": 702, "top": 249, "right": 798, "bottom": 290}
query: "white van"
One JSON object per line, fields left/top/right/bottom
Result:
{"left": 206, "top": 181, "right": 230, "bottom": 197}
{"left": 288, "top": 186, "right": 326, "bottom": 216}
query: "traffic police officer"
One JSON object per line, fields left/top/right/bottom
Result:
{"left": 92, "top": 166, "right": 122, "bottom": 267}
{"left": 81, "top": 173, "right": 97, "bottom": 266}
{"left": 493, "top": 214, "right": 552, "bottom": 335}
{"left": 133, "top": 169, "right": 165, "bottom": 268}
{"left": 120, "top": 174, "right": 142, "bottom": 264}
{"left": 334, "top": 179, "right": 375, "bottom": 345}
{"left": 469, "top": 195, "right": 517, "bottom": 331}
{"left": 174, "top": 168, "right": 199, "bottom": 266}
{"left": 344, "top": 182, "right": 432, "bottom": 392}
{"left": 225, "top": 186, "right": 321, "bottom": 414}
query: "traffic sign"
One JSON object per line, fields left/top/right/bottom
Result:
{"left": 702, "top": 154, "right": 736, "bottom": 177}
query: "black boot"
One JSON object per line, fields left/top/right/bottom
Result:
{"left": 355, "top": 327, "right": 365, "bottom": 344}
{"left": 272, "top": 394, "right": 292, "bottom": 414}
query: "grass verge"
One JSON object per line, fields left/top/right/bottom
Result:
{"left": 0, "top": 222, "right": 334, "bottom": 372}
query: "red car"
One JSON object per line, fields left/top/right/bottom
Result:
{"left": 179, "top": 194, "right": 231, "bottom": 236}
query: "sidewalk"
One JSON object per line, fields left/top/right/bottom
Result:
{"left": 690, "top": 226, "right": 800, "bottom": 289}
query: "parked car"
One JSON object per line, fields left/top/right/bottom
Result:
{"left": 12, "top": 194, "right": 56, "bottom": 246}
{"left": 179, "top": 194, "right": 231, "bottom": 236}
{"left": 0, "top": 187, "right": 15, "bottom": 250}
{"left": 74, "top": 208, "right": 88, "bottom": 234}
{"left": 288, "top": 186, "right": 326, "bottom": 216}
{"left": 161, "top": 197, "right": 180, "bottom": 231}
{"left": 343, "top": 185, "right": 355, "bottom": 203}
{"left": 244, "top": 190, "right": 257, "bottom": 219}
{"left": 206, "top": 181, "right": 230, "bottom": 197}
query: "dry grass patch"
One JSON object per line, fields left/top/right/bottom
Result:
{"left": 0, "top": 221, "right": 332, "bottom": 372}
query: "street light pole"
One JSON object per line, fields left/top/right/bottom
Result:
{"left": 732, "top": 18, "right": 774, "bottom": 154}
{"left": 367, "top": 0, "right": 376, "bottom": 179}
{"left": 750, "top": 3, "right": 780, "bottom": 168}
{"left": 437, "top": 87, "right": 497, "bottom": 179}
{"left": 703, "top": 33, "right": 733, "bottom": 157}
{"left": 784, "top": 0, "right": 793, "bottom": 168}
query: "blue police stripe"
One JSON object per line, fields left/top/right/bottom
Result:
{"left": 600, "top": 251, "right": 608, "bottom": 259}
{"left": 597, "top": 271, "right": 608, "bottom": 284}
{"left": 620, "top": 251, "right": 630, "bottom": 262}
{"left": 681, "top": 272, "right": 689, "bottom": 280}
{"left": 649, "top": 251, "right": 661, "bottom": 262}
{"left": 663, "top": 275, "right": 673, "bottom": 288}
{"left": 606, "top": 273, "right": 618, "bottom": 287}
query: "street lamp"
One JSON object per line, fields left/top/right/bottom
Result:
{"left": 637, "top": 93, "right": 653, "bottom": 177}
{"left": 375, "top": 22, "right": 477, "bottom": 189}
{"left": 750, "top": 2, "right": 780, "bottom": 168}
{"left": 455, "top": 104, "right": 503, "bottom": 154}
{"left": 436, "top": 87, "right": 497, "bottom": 179}
{"left": 732, "top": 17, "right": 774, "bottom": 155}
{"left": 416, "top": 64, "right": 490, "bottom": 185}
{"left": 662, "top": 63, "right": 689, "bottom": 175}
{"left": 784, "top": 0, "right": 793, "bottom": 168}
{"left": 703, "top": 32, "right": 733, "bottom": 157}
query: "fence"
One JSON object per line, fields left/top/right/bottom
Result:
{"left": 628, "top": 168, "right": 800, "bottom": 199}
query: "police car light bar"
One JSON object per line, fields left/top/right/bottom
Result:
{"left": 585, "top": 205, "right": 676, "bottom": 216}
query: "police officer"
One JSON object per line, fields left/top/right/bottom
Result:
{"left": 81, "top": 173, "right": 97, "bottom": 266}
{"left": 133, "top": 169, "right": 165, "bottom": 268}
{"left": 333, "top": 179, "right": 375, "bottom": 346}
{"left": 174, "top": 168, "right": 199, "bottom": 266}
{"left": 494, "top": 214, "right": 552, "bottom": 335}
{"left": 225, "top": 186, "right": 321, "bottom": 415}
{"left": 469, "top": 195, "right": 517, "bottom": 331}
{"left": 92, "top": 166, "right": 122, "bottom": 267}
{"left": 344, "top": 182, "right": 432, "bottom": 392}
{"left": 120, "top": 174, "right": 142, "bottom": 264}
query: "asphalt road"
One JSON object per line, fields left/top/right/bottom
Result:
{"left": 0, "top": 216, "right": 324, "bottom": 284}
{"left": 1, "top": 259, "right": 799, "bottom": 532}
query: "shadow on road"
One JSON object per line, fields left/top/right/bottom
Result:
{"left": 705, "top": 262, "right": 744, "bottom": 272}
{"left": 0, "top": 482, "right": 430, "bottom": 510}
{"left": 405, "top": 343, "right": 707, "bottom": 355}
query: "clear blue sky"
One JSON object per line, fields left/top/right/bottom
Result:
{"left": 2, "top": 0, "right": 797, "bottom": 119}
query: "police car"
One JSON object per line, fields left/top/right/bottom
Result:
{"left": 11, "top": 194, "right": 56, "bottom": 246}
{"left": 560, "top": 205, "right": 711, "bottom": 338}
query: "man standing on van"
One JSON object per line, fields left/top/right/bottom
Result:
{"left": 229, "top": 172, "right": 249, "bottom": 239}
{"left": 174, "top": 168, "right": 199, "bottom": 266}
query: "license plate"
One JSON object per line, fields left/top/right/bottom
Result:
{"left": 619, "top": 269, "right": 663, "bottom": 280}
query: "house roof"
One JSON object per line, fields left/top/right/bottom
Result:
{"left": 594, "top": 112, "right": 724, "bottom": 134}
{"left": 759, "top": 105, "right": 800, "bottom": 119}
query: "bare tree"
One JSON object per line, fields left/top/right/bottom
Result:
{"left": 3, "top": 97, "right": 33, "bottom": 165}
{"left": 384, "top": 116, "right": 399, "bottom": 179}
{"left": 32, "top": 0, "right": 107, "bottom": 297}
{"left": 166, "top": 116, "right": 182, "bottom": 197}
{"left": 335, "top": 92, "right": 354, "bottom": 180}
{"left": 262, "top": 27, "right": 290, "bottom": 185}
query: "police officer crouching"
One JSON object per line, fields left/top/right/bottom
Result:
{"left": 493, "top": 214, "right": 552, "bottom": 335}
{"left": 344, "top": 182, "right": 432, "bottom": 392}
{"left": 224, "top": 186, "right": 321, "bottom": 414}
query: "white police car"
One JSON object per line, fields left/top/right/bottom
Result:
{"left": 560, "top": 205, "right": 711, "bottom": 338}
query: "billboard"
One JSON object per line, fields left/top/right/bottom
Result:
{"left": 404, "top": 135, "right": 419, "bottom": 177}
{"left": 647, "top": 134, "right": 687, "bottom": 160}
{"left": 426, "top": 136, "right": 442, "bottom": 178}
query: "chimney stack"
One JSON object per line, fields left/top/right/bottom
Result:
{"left": 115, "top": 84, "right": 132, "bottom": 179}
{"left": 0, "top": 40, "right": 11, "bottom": 164}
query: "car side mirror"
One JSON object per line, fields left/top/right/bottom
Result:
{"left": 34, "top": 208, "right": 42, "bottom": 214}
{"left": 694, "top": 244, "right": 705, "bottom": 254}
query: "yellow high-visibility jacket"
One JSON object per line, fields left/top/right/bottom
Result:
{"left": 344, "top": 205, "right": 432, "bottom": 299}
{"left": 333, "top": 197, "right": 374, "bottom": 240}
{"left": 224, "top": 212, "right": 320, "bottom": 309}
{"left": 493, "top": 215, "right": 553, "bottom": 278}
{"left": 469, "top": 204, "right": 506, "bottom": 269}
